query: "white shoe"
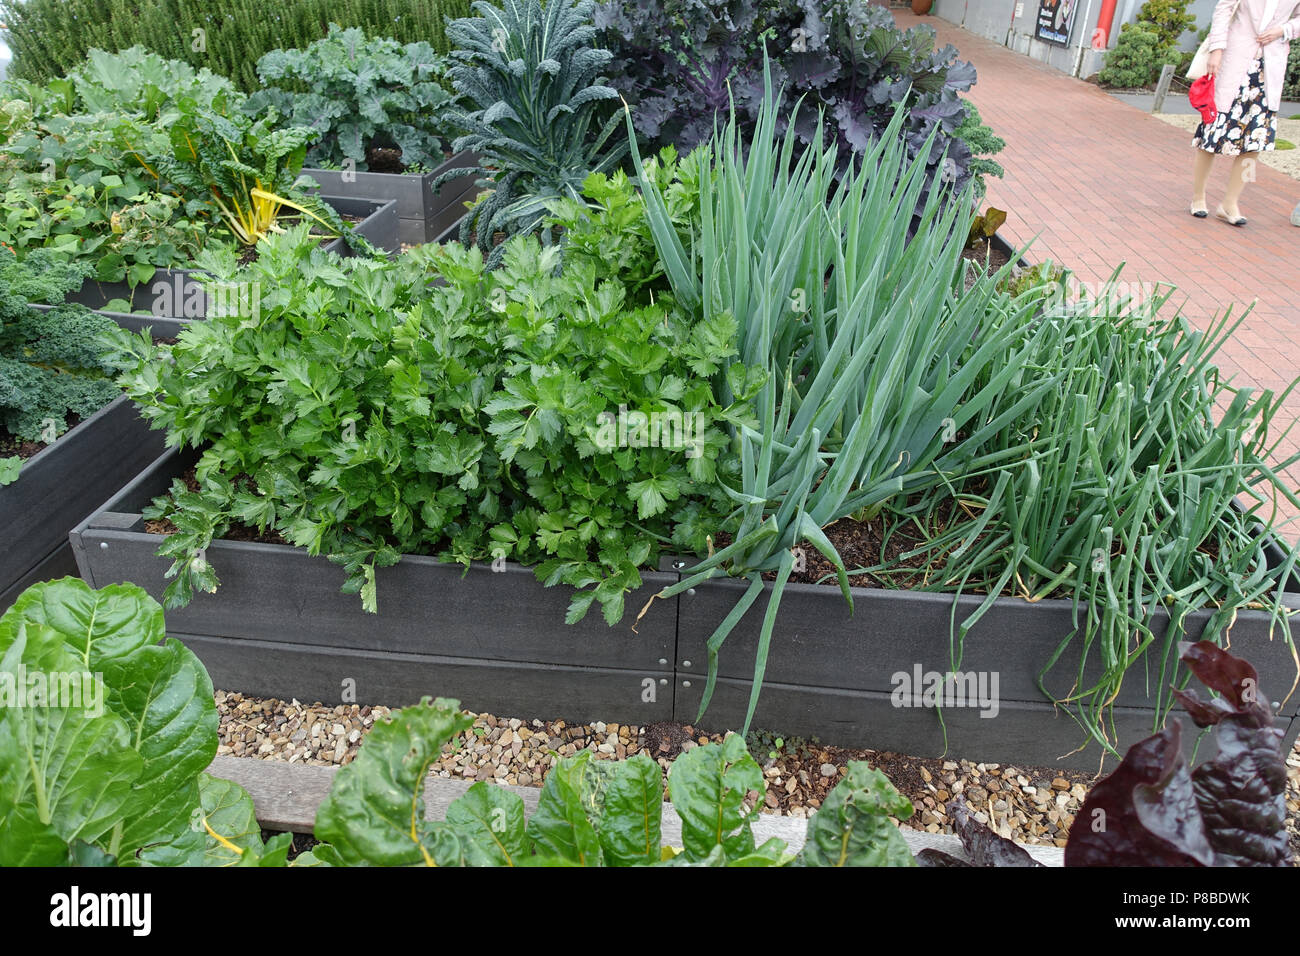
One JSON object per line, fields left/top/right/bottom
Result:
{"left": 1292, "top": 201, "right": 1300, "bottom": 226}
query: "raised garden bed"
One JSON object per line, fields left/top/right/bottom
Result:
{"left": 68, "top": 448, "right": 1300, "bottom": 771}
{"left": 58, "top": 196, "right": 400, "bottom": 321}
{"left": 71, "top": 448, "right": 679, "bottom": 728}
{"left": 1, "top": 396, "right": 165, "bottom": 611}
{"left": 675, "top": 570, "right": 1300, "bottom": 772}
{"left": 304, "top": 152, "right": 480, "bottom": 247}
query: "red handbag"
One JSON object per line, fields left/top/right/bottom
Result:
{"left": 1189, "top": 74, "right": 1217, "bottom": 124}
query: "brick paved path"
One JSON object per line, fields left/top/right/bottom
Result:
{"left": 895, "top": 10, "right": 1300, "bottom": 529}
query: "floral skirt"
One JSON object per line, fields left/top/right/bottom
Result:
{"left": 1193, "top": 56, "right": 1278, "bottom": 155}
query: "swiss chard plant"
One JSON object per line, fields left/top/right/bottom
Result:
{"left": 245, "top": 25, "right": 456, "bottom": 173}
{"left": 439, "top": 0, "right": 628, "bottom": 265}
{"left": 0, "top": 248, "right": 123, "bottom": 479}
{"left": 0, "top": 578, "right": 221, "bottom": 866}
{"left": 0, "top": 578, "right": 920, "bottom": 868}
{"left": 301, "top": 696, "right": 918, "bottom": 866}
{"left": 140, "top": 102, "right": 363, "bottom": 251}
{"left": 116, "top": 159, "right": 754, "bottom": 623}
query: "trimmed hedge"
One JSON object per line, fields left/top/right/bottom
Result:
{"left": 0, "top": 0, "right": 471, "bottom": 91}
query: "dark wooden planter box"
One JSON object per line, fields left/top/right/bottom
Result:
{"left": 989, "top": 232, "right": 1030, "bottom": 271}
{"left": 303, "top": 152, "right": 480, "bottom": 246}
{"left": 675, "top": 566, "right": 1300, "bottom": 771}
{"left": 1, "top": 396, "right": 166, "bottom": 611}
{"left": 61, "top": 196, "right": 399, "bottom": 320}
{"left": 67, "top": 448, "right": 1300, "bottom": 771}
{"left": 70, "top": 449, "right": 679, "bottom": 726}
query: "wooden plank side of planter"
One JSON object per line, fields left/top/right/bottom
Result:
{"left": 319, "top": 196, "right": 399, "bottom": 257}
{"left": 303, "top": 169, "right": 428, "bottom": 217}
{"left": 304, "top": 152, "right": 480, "bottom": 244}
{"left": 676, "top": 576, "right": 1300, "bottom": 718}
{"left": 424, "top": 171, "right": 481, "bottom": 244}
{"left": 0, "top": 544, "right": 80, "bottom": 612}
{"left": 71, "top": 449, "right": 678, "bottom": 671}
{"left": 1, "top": 396, "right": 165, "bottom": 603}
{"left": 176, "top": 633, "right": 674, "bottom": 726}
{"left": 676, "top": 675, "right": 1300, "bottom": 773}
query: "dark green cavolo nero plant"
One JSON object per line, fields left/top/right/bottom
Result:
{"left": 117, "top": 164, "right": 754, "bottom": 622}
{"left": 0, "top": 249, "right": 123, "bottom": 460}
{"left": 439, "top": 0, "right": 628, "bottom": 265}
{"left": 244, "top": 25, "right": 456, "bottom": 172}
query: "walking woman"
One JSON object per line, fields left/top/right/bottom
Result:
{"left": 1191, "top": 0, "right": 1300, "bottom": 225}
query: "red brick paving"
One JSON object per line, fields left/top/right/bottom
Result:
{"left": 895, "top": 10, "right": 1300, "bottom": 530}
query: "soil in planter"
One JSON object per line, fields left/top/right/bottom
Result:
{"left": 0, "top": 412, "right": 84, "bottom": 463}
{"left": 960, "top": 237, "right": 1011, "bottom": 290}
{"left": 362, "top": 145, "right": 454, "bottom": 175}
{"left": 711, "top": 492, "right": 1009, "bottom": 595}
{"left": 259, "top": 828, "right": 319, "bottom": 861}
{"left": 143, "top": 467, "right": 289, "bottom": 545}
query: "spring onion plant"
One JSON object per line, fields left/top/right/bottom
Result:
{"left": 630, "top": 70, "right": 1065, "bottom": 733}
{"left": 894, "top": 272, "right": 1300, "bottom": 754}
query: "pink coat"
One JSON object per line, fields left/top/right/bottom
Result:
{"left": 1208, "top": 0, "right": 1300, "bottom": 114}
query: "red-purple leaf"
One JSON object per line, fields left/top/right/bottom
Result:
{"left": 1175, "top": 641, "right": 1272, "bottom": 727}
{"left": 1064, "top": 722, "right": 1214, "bottom": 867}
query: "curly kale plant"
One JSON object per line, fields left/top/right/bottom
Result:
{"left": 439, "top": 0, "right": 628, "bottom": 265}
{"left": 593, "top": 0, "right": 792, "bottom": 150}
{"left": 245, "top": 25, "right": 456, "bottom": 172}
{"left": 953, "top": 100, "right": 1004, "bottom": 201}
{"left": 117, "top": 158, "right": 754, "bottom": 623}
{"left": 0, "top": 248, "right": 122, "bottom": 455}
{"left": 599, "top": 0, "right": 997, "bottom": 213}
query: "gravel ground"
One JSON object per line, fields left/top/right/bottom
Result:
{"left": 1153, "top": 111, "right": 1300, "bottom": 180}
{"left": 216, "top": 690, "right": 1300, "bottom": 859}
